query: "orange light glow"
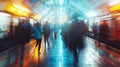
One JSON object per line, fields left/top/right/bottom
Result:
{"left": 5, "top": 3, "right": 31, "bottom": 17}
{"left": 13, "top": 4, "right": 30, "bottom": 12}
{"left": 109, "top": 3, "right": 120, "bottom": 11}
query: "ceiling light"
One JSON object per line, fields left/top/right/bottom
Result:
{"left": 53, "top": 0, "right": 69, "bottom": 7}
{"left": 109, "top": 0, "right": 120, "bottom": 6}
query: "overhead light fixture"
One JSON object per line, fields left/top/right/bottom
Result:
{"left": 13, "top": 4, "right": 30, "bottom": 12}
{"left": 59, "top": 0, "right": 64, "bottom": 6}
{"left": 53, "top": 0, "right": 69, "bottom": 7}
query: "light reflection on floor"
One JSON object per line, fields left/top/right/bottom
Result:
{"left": 58, "top": 32, "right": 63, "bottom": 67}
{"left": 0, "top": 33, "right": 120, "bottom": 67}
{"left": 86, "top": 38, "right": 101, "bottom": 67}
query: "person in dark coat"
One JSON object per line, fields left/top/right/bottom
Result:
{"left": 15, "top": 19, "right": 32, "bottom": 43}
{"left": 9, "top": 20, "right": 15, "bottom": 39}
{"left": 68, "top": 19, "right": 87, "bottom": 63}
{"left": 92, "top": 22, "right": 99, "bottom": 38}
{"left": 61, "top": 22, "right": 70, "bottom": 48}
{"left": 43, "top": 22, "right": 51, "bottom": 49}
{"left": 99, "top": 20, "right": 109, "bottom": 38}
{"left": 14, "top": 19, "right": 23, "bottom": 43}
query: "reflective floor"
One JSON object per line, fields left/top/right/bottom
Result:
{"left": 0, "top": 32, "right": 120, "bottom": 67}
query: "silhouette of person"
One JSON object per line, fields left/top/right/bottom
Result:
{"left": 33, "top": 22, "right": 43, "bottom": 54}
{"left": 68, "top": 19, "right": 87, "bottom": 63}
{"left": 99, "top": 20, "right": 109, "bottom": 38}
{"left": 9, "top": 19, "right": 15, "bottom": 39}
{"left": 92, "top": 22, "right": 98, "bottom": 38}
{"left": 43, "top": 22, "right": 51, "bottom": 49}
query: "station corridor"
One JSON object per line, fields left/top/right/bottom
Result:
{"left": 0, "top": 32, "right": 119, "bottom": 67}
{"left": 0, "top": 0, "right": 120, "bottom": 67}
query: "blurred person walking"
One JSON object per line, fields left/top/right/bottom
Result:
{"left": 99, "top": 20, "right": 109, "bottom": 38}
{"left": 33, "top": 22, "right": 43, "bottom": 54}
{"left": 92, "top": 22, "right": 99, "bottom": 38}
{"left": 43, "top": 22, "right": 51, "bottom": 49}
{"left": 9, "top": 19, "right": 15, "bottom": 39}
{"left": 68, "top": 19, "right": 87, "bottom": 63}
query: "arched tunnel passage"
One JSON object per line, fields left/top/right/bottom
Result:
{"left": 0, "top": 0, "right": 120, "bottom": 67}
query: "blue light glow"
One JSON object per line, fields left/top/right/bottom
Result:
{"left": 57, "top": 29, "right": 63, "bottom": 67}
{"left": 31, "top": 0, "right": 37, "bottom": 3}
{"left": 59, "top": 29, "right": 63, "bottom": 56}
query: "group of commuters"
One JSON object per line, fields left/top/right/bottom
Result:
{"left": 9, "top": 18, "right": 88, "bottom": 64}
{"left": 13, "top": 19, "right": 32, "bottom": 64}
{"left": 9, "top": 19, "right": 56, "bottom": 64}
{"left": 9, "top": 18, "right": 58, "bottom": 53}
{"left": 8, "top": 16, "right": 112, "bottom": 65}
{"left": 33, "top": 21, "right": 56, "bottom": 53}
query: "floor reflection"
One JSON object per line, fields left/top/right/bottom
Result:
{"left": 0, "top": 34, "right": 120, "bottom": 67}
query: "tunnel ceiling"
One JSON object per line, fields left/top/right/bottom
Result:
{"left": 23, "top": 0, "right": 110, "bottom": 21}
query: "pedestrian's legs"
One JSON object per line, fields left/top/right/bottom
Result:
{"left": 54, "top": 32, "right": 57, "bottom": 39}
{"left": 44, "top": 35, "right": 47, "bottom": 49}
{"left": 38, "top": 39, "right": 42, "bottom": 53}
{"left": 46, "top": 35, "right": 50, "bottom": 48}
{"left": 20, "top": 44, "right": 25, "bottom": 64}
{"left": 73, "top": 48, "right": 78, "bottom": 63}
{"left": 36, "top": 40, "right": 38, "bottom": 47}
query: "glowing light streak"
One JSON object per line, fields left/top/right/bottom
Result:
{"left": 13, "top": 4, "right": 30, "bottom": 12}
{"left": 85, "top": 10, "right": 98, "bottom": 18}
{"left": 59, "top": 30, "right": 63, "bottom": 67}
{"left": 109, "top": 3, "right": 120, "bottom": 11}
{"left": 32, "top": 14, "right": 42, "bottom": 20}
{"left": 5, "top": 4, "right": 30, "bottom": 16}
